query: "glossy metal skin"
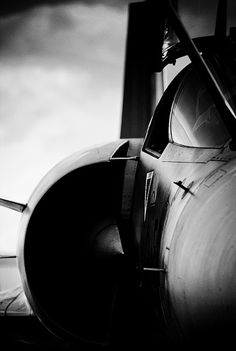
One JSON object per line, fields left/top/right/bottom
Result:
{"left": 1, "top": 0, "right": 236, "bottom": 349}
{"left": 130, "top": 44, "right": 236, "bottom": 345}
{"left": 133, "top": 142, "right": 236, "bottom": 346}
{"left": 17, "top": 139, "right": 142, "bottom": 346}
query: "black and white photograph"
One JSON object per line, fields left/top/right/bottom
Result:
{"left": 0, "top": 0, "right": 236, "bottom": 350}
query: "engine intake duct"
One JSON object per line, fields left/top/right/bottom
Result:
{"left": 20, "top": 162, "right": 127, "bottom": 345}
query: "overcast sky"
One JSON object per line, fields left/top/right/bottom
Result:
{"left": 0, "top": 1, "right": 129, "bottom": 253}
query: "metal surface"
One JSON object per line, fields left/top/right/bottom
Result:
{"left": 0, "top": 198, "right": 26, "bottom": 213}
{"left": 17, "top": 140, "right": 139, "bottom": 345}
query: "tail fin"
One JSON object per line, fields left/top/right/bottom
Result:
{"left": 120, "top": 1, "right": 164, "bottom": 138}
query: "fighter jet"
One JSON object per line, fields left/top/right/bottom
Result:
{"left": 1, "top": 0, "right": 236, "bottom": 349}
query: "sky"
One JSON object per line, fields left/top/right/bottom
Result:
{"left": 0, "top": 1, "right": 129, "bottom": 253}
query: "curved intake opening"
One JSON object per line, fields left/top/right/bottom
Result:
{"left": 22, "top": 162, "right": 126, "bottom": 345}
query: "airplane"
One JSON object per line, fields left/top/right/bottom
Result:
{"left": 0, "top": 0, "right": 236, "bottom": 349}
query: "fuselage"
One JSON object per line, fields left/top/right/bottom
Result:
{"left": 131, "top": 50, "right": 236, "bottom": 345}
{"left": 133, "top": 143, "right": 236, "bottom": 343}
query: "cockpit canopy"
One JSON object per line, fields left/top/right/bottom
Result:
{"left": 170, "top": 66, "right": 230, "bottom": 148}
{"left": 145, "top": 51, "right": 236, "bottom": 153}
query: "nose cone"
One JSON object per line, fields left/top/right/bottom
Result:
{"left": 167, "top": 161, "right": 236, "bottom": 342}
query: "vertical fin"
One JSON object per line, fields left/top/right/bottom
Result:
{"left": 120, "top": 1, "right": 164, "bottom": 138}
{"left": 215, "top": 0, "right": 227, "bottom": 39}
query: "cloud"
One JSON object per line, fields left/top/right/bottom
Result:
{"left": 0, "top": 3, "right": 127, "bottom": 253}
{"left": 0, "top": 4, "right": 127, "bottom": 67}
{"left": 0, "top": 0, "right": 133, "bottom": 17}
